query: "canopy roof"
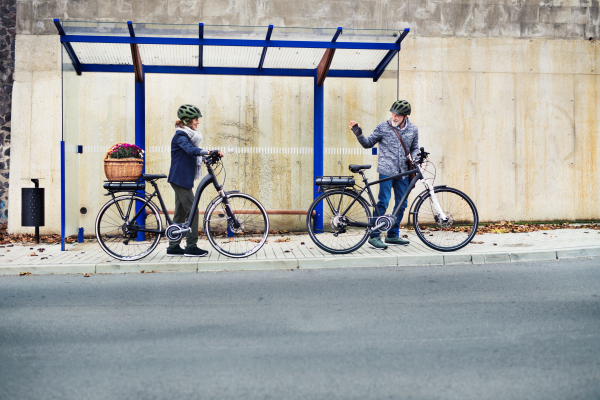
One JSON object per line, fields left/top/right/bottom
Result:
{"left": 55, "top": 20, "right": 408, "bottom": 82}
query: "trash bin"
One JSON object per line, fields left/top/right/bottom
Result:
{"left": 22, "top": 179, "right": 45, "bottom": 243}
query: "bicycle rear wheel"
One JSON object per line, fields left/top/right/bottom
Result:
{"left": 95, "top": 194, "right": 163, "bottom": 261}
{"left": 204, "top": 193, "right": 269, "bottom": 258}
{"left": 307, "top": 190, "right": 372, "bottom": 254}
{"left": 412, "top": 187, "right": 478, "bottom": 252}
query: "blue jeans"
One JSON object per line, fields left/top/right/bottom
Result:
{"left": 370, "top": 173, "right": 409, "bottom": 238}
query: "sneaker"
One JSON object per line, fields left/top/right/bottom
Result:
{"left": 368, "top": 237, "right": 388, "bottom": 250}
{"left": 184, "top": 247, "right": 209, "bottom": 257}
{"left": 166, "top": 246, "right": 185, "bottom": 256}
{"left": 385, "top": 236, "right": 410, "bottom": 246}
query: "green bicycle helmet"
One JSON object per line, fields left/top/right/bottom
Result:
{"left": 177, "top": 104, "right": 202, "bottom": 120}
{"left": 390, "top": 100, "right": 411, "bottom": 116}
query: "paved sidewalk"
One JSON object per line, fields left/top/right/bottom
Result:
{"left": 1, "top": 228, "right": 599, "bottom": 276}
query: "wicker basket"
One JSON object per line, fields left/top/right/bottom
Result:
{"left": 104, "top": 143, "right": 144, "bottom": 181}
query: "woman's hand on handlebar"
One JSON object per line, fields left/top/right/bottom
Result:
{"left": 209, "top": 150, "right": 223, "bottom": 157}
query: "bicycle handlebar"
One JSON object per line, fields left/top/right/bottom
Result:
{"left": 415, "top": 147, "right": 429, "bottom": 164}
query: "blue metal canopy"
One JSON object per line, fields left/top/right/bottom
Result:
{"left": 54, "top": 20, "right": 408, "bottom": 82}
{"left": 56, "top": 19, "right": 408, "bottom": 250}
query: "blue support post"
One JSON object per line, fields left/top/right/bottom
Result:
{"left": 61, "top": 140, "right": 65, "bottom": 251}
{"left": 78, "top": 227, "right": 84, "bottom": 243}
{"left": 135, "top": 71, "right": 146, "bottom": 241}
{"left": 313, "top": 72, "right": 324, "bottom": 232}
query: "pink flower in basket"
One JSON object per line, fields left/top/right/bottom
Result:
{"left": 108, "top": 143, "right": 144, "bottom": 160}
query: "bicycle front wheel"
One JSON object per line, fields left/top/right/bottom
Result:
{"left": 412, "top": 187, "right": 478, "bottom": 252}
{"left": 95, "top": 194, "right": 163, "bottom": 261}
{"left": 204, "top": 193, "right": 269, "bottom": 258}
{"left": 307, "top": 190, "right": 372, "bottom": 254}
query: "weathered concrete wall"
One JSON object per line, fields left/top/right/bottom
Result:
{"left": 7, "top": 0, "right": 600, "bottom": 234}
{"left": 14, "top": 0, "right": 600, "bottom": 40}
{"left": 0, "top": 0, "right": 16, "bottom": 222}
{"left": 8, "top": 35, "right": 62, "bottom": 234}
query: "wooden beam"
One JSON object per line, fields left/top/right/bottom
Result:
{"left": 130, "top": 43, "right": 143, "bottom": 82}
{"left": 316, "top": 48, "right": 335, "bottom": 86}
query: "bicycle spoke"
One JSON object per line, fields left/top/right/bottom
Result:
{"left": 205, "top": 194, "right": 269, "bottom": 258}
{"left": 96, "top": 196, "right": 163, "bottom": 261}
{"left": 307, "top": 191, "right": 371, "bottom": 254}
{"left": 414, "top": 188, "right": 478, "bottom": 251}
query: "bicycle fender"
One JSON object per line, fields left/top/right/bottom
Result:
{"left": 407, "top": 185, "right": 447, "bottom": 225}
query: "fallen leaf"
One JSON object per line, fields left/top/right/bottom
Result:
{"left": 141, "top": 270, "right": 145, "bottom": 273}
{"left": 30, "top": 252, "right": 38, "bottom": 256}
{"left": 471, "top": 241, "right": 484, "bottom": 244}
{"left": 493, "top": 243, "right": 497, "bottom": 245}
{"left": 300, "top": 242, "right": 305, "bottom": 245}
{"left": 284, "top": 250, "right": 290, "bottom": 253}
{"left": 83, "top": 273, "right": 90, "bottom": 277}
{"left": 19, "top": 272, "right": 31, "bottom": 276}
{"left": 275, "top": 237, "right": 291, "bottom": 243}
{"left": 41, "top": 257, "right": 48, "bottom": 260}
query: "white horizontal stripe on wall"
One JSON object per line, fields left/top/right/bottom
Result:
{"left": 80, "top": 146, "right": 375, "bottom": 155}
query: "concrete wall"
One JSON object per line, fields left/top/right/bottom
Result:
{"left": 7, "top": 0, "right": 600, "bottom": 234}
{"left": 13, "top": 0, "right": 600, "bottom": 40}
{"left": 0, "top": 0, "right": 16, "bottom": 222}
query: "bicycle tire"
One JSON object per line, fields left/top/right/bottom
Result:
{"left": 95, "top": 194, "right": 163, "bottom": 261}
{"left": 204, "top": 193, "right": 269, "bottom": 258}
{"left": 307, "top": 190, "right": 372, "bottom": 254}
{"left": 412, "top": 187, "right": 478, "bottom": 252}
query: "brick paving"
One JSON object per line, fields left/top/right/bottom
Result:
{"left": 1, "top": 228, "right": 599, "bottom": 275}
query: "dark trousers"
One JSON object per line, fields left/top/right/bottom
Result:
{"left": 169, "top": 183, "right": 199, "bottom": 249}
{"left": 370, "top": 173, "right": 409, "bottom": 238}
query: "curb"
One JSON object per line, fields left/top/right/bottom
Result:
{"left": 1, "top": 246, "right": 598, "bottom": 276}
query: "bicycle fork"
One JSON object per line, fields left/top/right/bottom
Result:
{"left": 218, "top": 190, "right": 243, "bottom": 235}
{"left": 421, "top": 179, "right": 449, "bottom": 222}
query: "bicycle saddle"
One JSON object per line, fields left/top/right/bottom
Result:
{"left": 348, "top": 164, "right": 372, "bottom": 173}
{"left": 142, "top": 174, "right": 167, "bottom": 181}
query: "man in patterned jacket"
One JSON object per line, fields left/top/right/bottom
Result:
{"left": 349, "top": 100, "right": 419, "bottom": 250}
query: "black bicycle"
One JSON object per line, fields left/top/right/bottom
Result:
{"left": 95, "top": 152, "right": 269, "bottom": 261}
{"left": 306, "top": 147, "right": 478, "bottom": 254}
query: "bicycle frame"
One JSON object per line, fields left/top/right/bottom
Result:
{"left": 327, "top": 163, "right": 447, "bottom": 231}
{"left": 106, "top": 157, "right": 241, "bottom": 236}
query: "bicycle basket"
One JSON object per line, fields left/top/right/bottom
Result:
{"left": 315, "top": 176, "right": 355, "bottom": 187}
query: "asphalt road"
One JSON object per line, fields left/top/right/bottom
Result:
{"left": 1, "top": 258, "right": 599, "bottom": 400}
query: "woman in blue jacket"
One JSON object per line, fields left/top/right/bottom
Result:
{"left": 166, "top": 104, "right": 222, "bottom": 257}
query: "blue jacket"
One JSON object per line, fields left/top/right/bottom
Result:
{"left": 167, "top": 130, "right": 205, "bottom": 189}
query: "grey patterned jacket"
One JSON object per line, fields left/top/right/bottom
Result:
{"left": 354, "top": 118, "right": 420, "bottom": 177}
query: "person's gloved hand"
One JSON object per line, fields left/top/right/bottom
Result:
{"left": 349, "top": 121, "right": 362, "bottom": 137}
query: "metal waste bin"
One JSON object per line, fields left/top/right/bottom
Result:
{"left": 22, "top": 179, "right": 45, "bottom": 243}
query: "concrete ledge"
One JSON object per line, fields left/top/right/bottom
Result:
{"left": 557, "top": 247, "right": 600, "bottom": 259}
{"left": 397, "top": 255, "right": 444, "bottom": 266}
{"left": 0, "top": 265, "right": 96, "bottom": 275}
{"left": 202, "top": 259, "right": 298, "bottom": 271}
{"left": 96, "top": 262, "right": 198, "bottom": 274}
{"left": 471, "top": 254, "right": 486, "bottom": 264}
{"left": 485, "top": 253, "right": 511, "bottom": 263}
{"left": 510, "top": 251, "right": 557, "bottom": 262}
{"left": 299, "top": 255, "right": 397, "bottom": 269}
{"left": 444, "top": 254, "right": 472, "bottom": 265}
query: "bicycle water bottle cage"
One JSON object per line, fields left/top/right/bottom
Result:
{"left": 315, "top": 176, "right": 355, "bottom": 187}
